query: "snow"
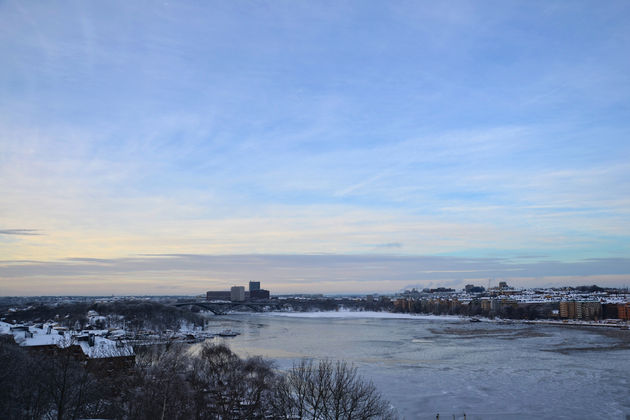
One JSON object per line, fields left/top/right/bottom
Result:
{"left": 0, "top": 321, "right": 133, "bottom": 358}
{"left": 178, "top": 321, "right": 201, "bottom": 333}
{"left": 78, "top": 337, "right": 134, "bottom": 358}
{"left": 23, "top": 332, "right": 67, "bottom": 347}
{"left": 0, "top": 321, "right": 13, "bottom": 334}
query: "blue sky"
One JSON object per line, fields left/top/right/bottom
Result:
{"left": 1, "top": 1, "right": 629, "bottom": 295}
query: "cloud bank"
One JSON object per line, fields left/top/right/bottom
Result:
{"left": 1, "top": 254, "right": 629, "bottom": 296}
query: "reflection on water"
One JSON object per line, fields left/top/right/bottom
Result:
{"left": 202, "top": 312, "right": 630, "bottom": 420}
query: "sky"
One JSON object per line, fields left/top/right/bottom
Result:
{"left": 1, "top": 0, "right": 629, "bottom": 295}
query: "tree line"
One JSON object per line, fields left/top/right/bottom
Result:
{"left": 3, "top": 300, "right": 205, "bottom": 332}
{"left": 0, "top": 337, "right": 396, "bottom": 420}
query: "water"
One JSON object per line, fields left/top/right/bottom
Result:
{"left": 203, "top": 312, "right": 630, "bottom": 419}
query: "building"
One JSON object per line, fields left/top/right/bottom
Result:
{"left": 602, "top": 303, "right": 618, "bottom": 319}
{"left": 231, "top": 286, "right": 245, "bottom": 302}
{"left": 582, "top": 301, "right": 601, "bottom": 320}
{"left": 208, "top": 282, "right": 270, "bottom": 301}
{"left": 250, "top": 289, "right": 270, "bottom": 300}
{"left": 480, "top": 299, "right": 491, "bottom": 313}
{"left": 559, "top": 301, "right": 569, "bottom": 318}
{"left": 394, "top": 298, "right": 413, "bottom": 312}
{"left": 557, "top": 301, "right": 601, "bottom": 320}
{"left": 465, "top": 284, "right": 485, "bottom": 293}
{"left": 206, "top": 291, "right": 231, "bottom": 301}
{"left": 618, "top": 303, "right": 630, "bottom": 320}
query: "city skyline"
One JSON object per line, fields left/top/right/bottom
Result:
{"left": 1, "top": 1, "right": 630, "bottom": 295}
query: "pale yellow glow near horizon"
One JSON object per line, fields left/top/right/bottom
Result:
{"left": 2, "top": 261, "right": 628, "bottom": 297}
{"left": 1, "top": 206, "right": 575, "bottom": 262}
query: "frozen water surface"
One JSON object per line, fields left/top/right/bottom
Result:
{"left": 204, "top": 312, "right": 630, "bottom": 419}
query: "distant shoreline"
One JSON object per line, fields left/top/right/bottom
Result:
{"left": 230, "top": 309, "right": 630, "bottom": 329}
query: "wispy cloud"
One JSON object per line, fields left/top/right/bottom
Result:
{"left": 372, "top": 243, "right": 403, "bottom": 249}
{"left": 0, "top": 229, "right": 42, "bottom": 236}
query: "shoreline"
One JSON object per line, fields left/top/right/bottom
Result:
{"left": 226, "top": 309, "right": 630, "bottom": 329}
{"left": 522, "top": 319, "right": 630, "bottom": 329}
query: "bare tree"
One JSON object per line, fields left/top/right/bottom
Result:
{"left": 123, "top": 343, "right": 194, "bottom": 420}
{"left": 0, "top": 337, "right": 51, "bottom": 420}
{"left": 188, "top": 343, "right": 275, "bottom": 419}
{"left": 271, "top": 359, "right": 397, "bottom": 420}
{"left": 38, "top": 338, "right": 109, "bottom": 420}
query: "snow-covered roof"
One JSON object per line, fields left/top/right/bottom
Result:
{"left": 0, "top": 321, "right": 65, "bottom": 346}
{"left": 78, "top": 336, "right": 134, "bottom": 358}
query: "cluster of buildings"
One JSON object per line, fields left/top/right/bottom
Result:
{"left": 392, "top": 283, "right": 630, "bottom": 322}
{"left": 0, "top": 314, "right": 135, "bottom": 370}
{"left": 557, "top": 300, "right": 630, "bottom": 320}
{"left": 206, "top": 281, "right": 270, "bottom": 302}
